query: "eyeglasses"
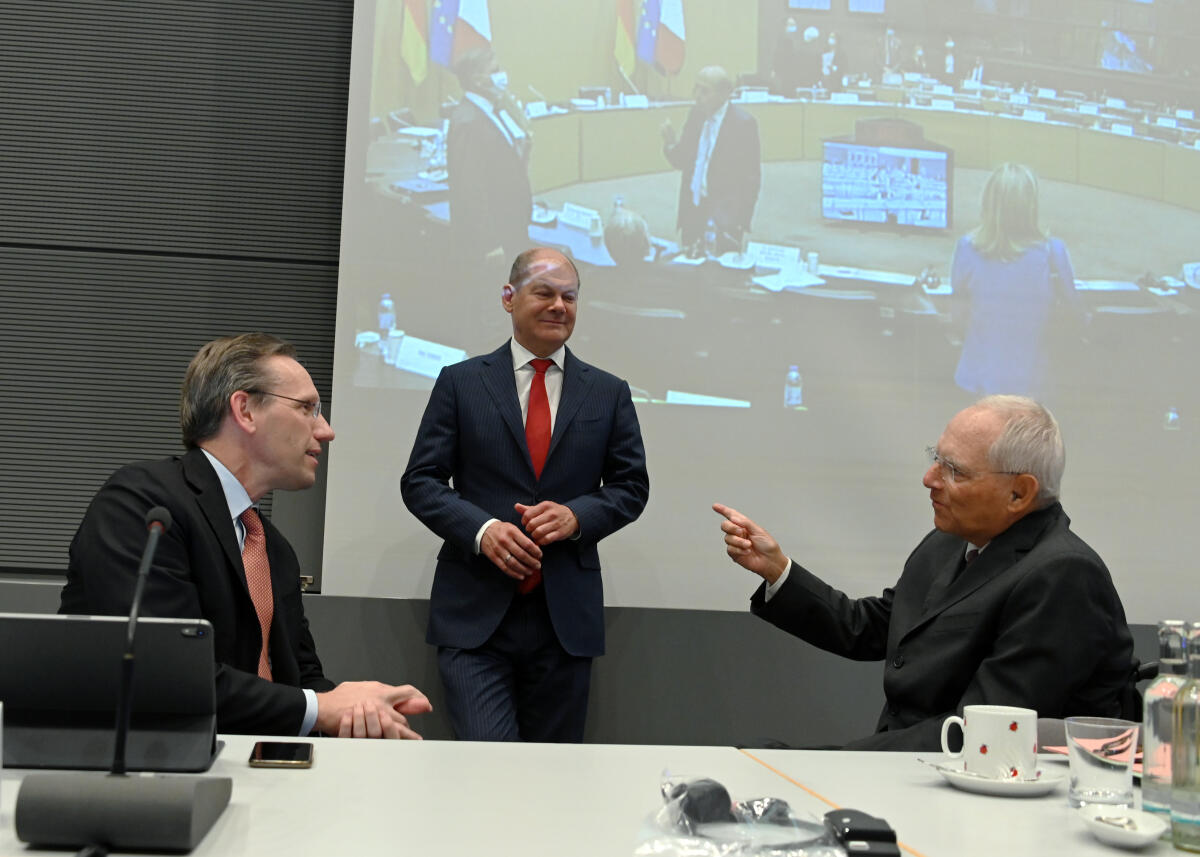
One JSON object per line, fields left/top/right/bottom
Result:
{"left": 249, "top": 390, "right": 323, "bottom": 420}
{"left": 925, "top": 446, "right": 1019, "bottom": 484}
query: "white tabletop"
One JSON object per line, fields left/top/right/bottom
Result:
{"left": 1, "top": 738, "right": 1171, "bottom": 856}
{"left": 748, "top": 748, "right": 1170, "bottom": 856}
{"left": 0, "top": 737, "right": 801, "bottom": 857}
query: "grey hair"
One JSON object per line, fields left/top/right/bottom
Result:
{"left": 180, "top": 333, "right": 296, "bottom": 448}
{"left": 977, "top": 395, "right": 1064, "bottom": 506}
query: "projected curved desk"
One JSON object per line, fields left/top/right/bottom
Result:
{"left": 0, "top": 736, "right": 1147, "bottom": 856}
{"left": 516, "top": 96, "right": 1200, "bottom": 213}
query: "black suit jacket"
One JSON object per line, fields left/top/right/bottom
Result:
{"left": 752, "top": 503, "right": 1134, "bottom": 751}
{"left": 60, "top": 448, "right": 334, "bottom": 735}
{"left": 665, "top": 103, "right": 762, "bottom": 245}
{"left": 401, "top": 342, "right": 649, "bottom": 657}
{"left": 447, "top": 96, "right": 533, "bottom": 262}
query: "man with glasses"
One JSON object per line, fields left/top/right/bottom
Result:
{"left": 61, "top": 333, "right": 432, "bottom": 738}
{"left": 714, "top": 395, "right": 1133, "bottom": 750}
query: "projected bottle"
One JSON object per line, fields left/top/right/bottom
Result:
{"left": 378, "top": 292, "right": 396, "bottom": 339}
{"left": 783, "top": 365, "right": 804, "bottom": 409}
{"left": 703, "top": 218, "right": 718, "bottom": 258}
{"left": 1143, "top": 620, "right": 1187, "bottom": 818}
{"left": 1172, "top": 622, "right": 1200, "bottom": 851}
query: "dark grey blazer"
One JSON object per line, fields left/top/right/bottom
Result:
{"left": 752, "top": 503, "right": 1134, "bottom": 750}
{"left": 60, "top": 448, "right": 334, "bottom": 735}
{"left": 401, "top": 342, "right": 649, "bottom": 658}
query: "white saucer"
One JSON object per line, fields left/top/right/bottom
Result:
{"left": 919, "top": 758, "right": 1065, "bottom": 797}
{"left": 1078, "top": 805, "right": 1169, "bottom": 849}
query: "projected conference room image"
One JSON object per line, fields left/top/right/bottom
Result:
{"left": 327, "top": 0, "right": 1199, "bottom": 608}
{"left": 821, "top": 140, "right": 950, "bottom": 229}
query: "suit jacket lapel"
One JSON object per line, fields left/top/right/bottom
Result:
{"left": 182, "top": 448, "right": 247, "bottom": 586}
{"left": 479, "top": 341, "right": 528, "bottom": 460}
{"left": 546, "top": 348, "right": 592, "bottom": 464}
{"left": 903, "top": 505, "right": 1060, "bottom": 637}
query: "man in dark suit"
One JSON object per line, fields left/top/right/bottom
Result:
{"left": 715, "top": 395, "right": 1134, "bottom": 751}
{"left": 447, "top": 47, "right": 533, "bottom": 274}
{"left": 61, "top": 333, "right": 432, "bottom": 738}
{"left": 402, "top": 248, "right": 650, "bottom": 742}
{"left": 661, "top": 65, "right": 761, "bottom": 255}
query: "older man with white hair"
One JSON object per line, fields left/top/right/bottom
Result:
{"left": 715, "top": 395, "right": 1134, "bottom": 751}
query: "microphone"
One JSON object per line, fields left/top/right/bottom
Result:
{"left": 15, "top": 505, "right": 232, "bottom": 852}
{"left": 112, "top": 505, "right": 172, "bottom": 775}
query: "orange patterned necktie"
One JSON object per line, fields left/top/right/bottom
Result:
{"left": 240, "top": 508, "right": 274, "bottom": 680}
{"left": 520, "top": 358, "right": 554, "bottom": 594}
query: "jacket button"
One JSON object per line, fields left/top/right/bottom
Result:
{"left": 891, "top": 654, "right": 904, "bottom": 669}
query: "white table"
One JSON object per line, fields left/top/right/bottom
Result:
{"left": 749, "top": 748, "right": 1169, "bottom": 856}
{"left": 0, "top": 738, "right": 1166, "bottom": 856}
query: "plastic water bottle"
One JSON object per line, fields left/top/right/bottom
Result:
{"left": 783, "top": 365, "right": 804, "bottom": 408}
{"left": 1172, "top": 622, "right": 1200, "bottom": 851}
{"left": 1143, "top": 620, "right": 1187, "bottom": 818}
{"left": 378, "top": 293, "right": 396, "bottom": 338}
{"left": 703, "top": 218, "right": 718, "bottom": 258}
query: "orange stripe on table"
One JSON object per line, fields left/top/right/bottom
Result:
{"left": 738, "top": 749, "right": 932, "bottom": 857}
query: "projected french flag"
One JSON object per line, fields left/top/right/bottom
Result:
{"left": 636, "top": 0, "right": 686, "bottom": 76}
{"left": 430, "top": 0, "right": 493, "bottom": 68}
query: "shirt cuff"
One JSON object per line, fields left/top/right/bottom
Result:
{"left": 300, "top": 689, "right": 318, "bottom": 736}
{"left": 474, "top": 518, "right": 500, "bottom": 554}
{"left": 763, "top": 559, "right": 793, "bottom": 602}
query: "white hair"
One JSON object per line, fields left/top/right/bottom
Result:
{"left": 977, "top": 395, "right": 1064, "bottom": 506}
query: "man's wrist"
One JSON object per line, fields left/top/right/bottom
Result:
{"left": 300, "top": 688, "right": 318, "bottom": 736}
{"left": 474, "top": 518, "right": 500, "bottom": 554}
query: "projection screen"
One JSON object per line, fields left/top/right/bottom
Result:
{"left": 325, "top": 0, "right": 1200, "bottom": 624}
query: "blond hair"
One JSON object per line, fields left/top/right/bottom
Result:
{"left": 969, "top": 163, "right": 1047, "bottom": 260}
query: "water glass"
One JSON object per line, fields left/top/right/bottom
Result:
{"left": 1065, "top": 716, "right": 1139, "bottom": 808}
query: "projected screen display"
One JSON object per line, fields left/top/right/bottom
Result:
{"left": 822, "top": 141, "right": 950, "bottom": 230}
{"left": 324, "top": 0, "right": 1200, "bottom": 623}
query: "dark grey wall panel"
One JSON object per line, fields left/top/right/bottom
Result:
{"left": 0, "top": 0, "right": 348, "bottom": 574}
{"left": 0, "top": 0, "right": 351, "bottom": 261}
{"left": 0, "top": 248, "right": 336, "bottom": 570}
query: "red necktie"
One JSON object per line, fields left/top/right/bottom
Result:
{"left": 525, "top": 359, "right": 553, "bottom": 478}
{"left": 240, "top": 508, "right": 274, "bottom": 680}
{"left": 520, "top": 358, "right": 553, "bottom": 594}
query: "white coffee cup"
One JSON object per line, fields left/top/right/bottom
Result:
{"left": 940, "top": 704, "right": 1038, "bottom": 779}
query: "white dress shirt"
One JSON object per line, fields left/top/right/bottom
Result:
{"left": 690, "top": 100, "right": 729, "bottom": 206}
{"left": 200, "top": 449, "right": 318, "bottom": 736}
{"left": 472, "top": 339, "right": 567, "bottom": 553}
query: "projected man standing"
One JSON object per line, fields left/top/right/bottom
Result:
{"left": 661, "top": 65, "right": 762, "bottom": 255}
{"left": 714, "top": 395, "right": 1134, "bottom": 751}
{"left": 402, "top": 248, "right": 649, "bottom": 742}
{"left": 447, "top": 47, "right": 533, "bottom": 272}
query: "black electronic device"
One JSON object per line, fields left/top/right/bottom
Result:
{"left": 824, "top": 808, "right": 901, "bottom": 856}
{"left": 249, "top": 741, "right": 315, "bottom": 768}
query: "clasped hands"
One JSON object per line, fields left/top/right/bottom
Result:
{"left": 316, "top": 681, "right": 432, "bottom": 740}
{"left": 481, "top": 502, "right": 579, "bottom": 581}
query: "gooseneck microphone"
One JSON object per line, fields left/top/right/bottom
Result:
{"left": 15, "top": 505, "right": 233, "bottom": 852}
{"left": 112, "top": 505, "right": 172, "bottom": 775}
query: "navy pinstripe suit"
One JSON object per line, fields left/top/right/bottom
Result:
{"left": 401, "top": 341, "right": 649, "bottom": 739}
